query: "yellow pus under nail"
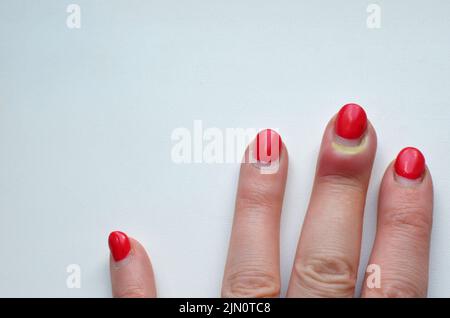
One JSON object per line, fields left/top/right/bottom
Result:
{"left": 332, "top": 135, "right": 368, "bottom": 155}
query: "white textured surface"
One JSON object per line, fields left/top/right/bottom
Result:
{"left": 0, "top": 0, "right": 449, "bottom": 297}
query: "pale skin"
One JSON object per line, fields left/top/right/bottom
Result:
{"left": 109, "top": 113, "right": 433, "bottom": 298}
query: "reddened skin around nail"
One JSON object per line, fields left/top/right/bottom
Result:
{"left": 335, "top": 103, "right": 368, "bottom": 140}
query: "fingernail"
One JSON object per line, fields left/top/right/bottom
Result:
{"left": 253, "top": 129, "right": 282, "bottom": 164}
{"left": 108, "top": 231, "right": 131, "bottom": 262}
{"left": 394, "top": 147, "right": 426, "bottom": 181}
{"left": 335, "top": 103, "right": 368, "bottom": 140}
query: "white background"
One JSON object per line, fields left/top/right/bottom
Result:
{"left": 0, "top": 0, "right": 449, "bottom": 297}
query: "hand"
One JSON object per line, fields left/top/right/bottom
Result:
{"left": 107, "top": 104, "right": 433, "bottom": 298}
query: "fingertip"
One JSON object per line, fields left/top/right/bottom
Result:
{"left": 394, "top": 147, "right": 427, "bottom": 182}
{"left": 381, "top": 158, "right": 433, "bottom": 198}
{"left": 108, "top": 232, "right": 157, "bottom": 298}
{"left": 377, "top": 155, "right": 434, "bottom": 233}
{"left": 108, "top": 231, "right": 131, "bottom": 262}
{"left": 335, "top": 103, "right": 368, "bottom": 140}
{"left": 316, "top": 104, "right": 377, "bottom": 180}
{"left": 243, "top": 129, "right": 288, "bottom": 176}
{"left": 254, "top": 129, "right": 283, "bottom": 163}
{"left": 381, "top": 147, "right": 433, "bottom": 191}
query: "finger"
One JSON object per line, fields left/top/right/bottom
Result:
{"left": 362, "top": 147, "right": 433, "bottom": 298}
{"left": 109, "top": 231, "right": 157, "bottom": 298}
{"left": 222, "top": 129, "right": 288, "bottom": 297}
{"left": 287, "top": 103, "right": 377, "bottom": 297}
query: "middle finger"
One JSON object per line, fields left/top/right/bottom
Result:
{"left": 287, "top": 104, "right": 377, "bottom": 297}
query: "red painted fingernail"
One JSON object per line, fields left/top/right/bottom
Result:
{"left": 108, "top": 231, "right": 131, "bottom": 261}
{"left": 254, "top": 129, "right": 282, "bottom": 163}
{"left": 394, "top": 147, "right": 426, "bottom": 180}
{"left": 335, "top": 103, "right": 368, "bottom": 139}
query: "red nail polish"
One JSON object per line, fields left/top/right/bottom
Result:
{"left": 335, "top": 103, "right": 368, "bottom": 139}
{"left": 394, "top": 147, "right": 426, "bottom": 180}
{"left": 108, "top": 231, "right": 131, "bottom": 261}
{"left": 254, "top": 129, "right": 282, "bottom": 163}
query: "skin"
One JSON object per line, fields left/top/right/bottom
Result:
{"left": 109, "top": 238, "right": 156, "bottom": 298}
{"left": 109, "top": 113, "right": 433, "bottom": 298}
